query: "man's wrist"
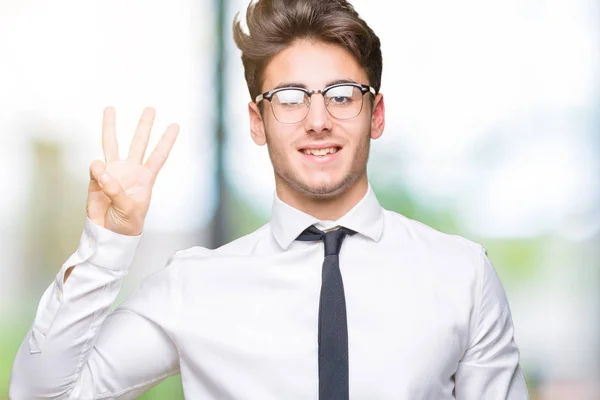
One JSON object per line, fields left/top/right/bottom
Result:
{"left": 76, "top": 217, "right": 142, "bottom": 271}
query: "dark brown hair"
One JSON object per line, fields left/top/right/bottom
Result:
{"left": 232, "top": 0, "right": 383, "bottom": 101}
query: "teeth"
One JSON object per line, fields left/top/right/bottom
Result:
{"left": 302, "top": 147, "right": 339, "bottom": 156}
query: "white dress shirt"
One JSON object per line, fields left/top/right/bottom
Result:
{"left": 10, "top": 185, "right": 529, "bottom": 399}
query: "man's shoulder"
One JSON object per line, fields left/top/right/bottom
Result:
{"left": 381, "top": 208, "right": 485, "bottom": 269}
{"left": 169, "top": 222, "right": 271, "bottom": 263}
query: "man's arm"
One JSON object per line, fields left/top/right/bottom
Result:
{"left": 10, "top": 106, "right": 181, "bottom": 399}
{"left": 454, "top": 247, "right": 529, "bottom": 399}
{"left": 9, "top": 219, "right": 180, "bottom": 400}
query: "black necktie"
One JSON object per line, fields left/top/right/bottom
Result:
{"left": 296, "top": 225, "right": 356, "bottom": 400}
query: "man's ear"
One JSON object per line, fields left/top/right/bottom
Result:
{"left": 370, "top": 93, "right": 385, "bottom": 140}
{"left": 248, "top": 102, "right": 267, "bottom": 146}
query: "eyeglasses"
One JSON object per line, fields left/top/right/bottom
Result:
{"left": 255, "top": 83, "right": 376, "bottom": 124}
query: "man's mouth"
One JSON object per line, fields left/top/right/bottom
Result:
{"left": 300, "top": 147, "right": 341, "bottom": 156}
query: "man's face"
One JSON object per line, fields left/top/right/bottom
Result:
{"left": 248, "top": 40, "right": 385, "bottom": 200}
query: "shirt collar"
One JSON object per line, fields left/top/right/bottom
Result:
{"left": 270, "top": 183, "right": 384, "bottom": 250}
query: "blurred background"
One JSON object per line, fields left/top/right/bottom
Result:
{"left": 0, "top": 0, "right": 598, "bottom": 398}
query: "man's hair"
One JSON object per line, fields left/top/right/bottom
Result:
{"left": 232, "top": 0, "right": 383, "bottom": 102}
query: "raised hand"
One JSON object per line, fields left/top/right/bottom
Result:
{"left": 87, "top": 107, "right": 180, "bottom": 236}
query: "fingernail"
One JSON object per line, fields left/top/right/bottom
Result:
{"left": 99, "top": 173, "right": 109, "bottom": 184}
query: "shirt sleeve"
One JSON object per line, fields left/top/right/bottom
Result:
{"left": 9, "top": 218, "right": 180, "bottom": 400}
{"left": 454, "top": 247, "right": 530, "bottom": 399}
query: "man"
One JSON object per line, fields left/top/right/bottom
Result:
{"left": 10, "top": 0, "right": 529, "bottom": 398}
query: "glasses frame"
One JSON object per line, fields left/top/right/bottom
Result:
{"left": 255, "top": 82, "right": 377, "bottom": 124}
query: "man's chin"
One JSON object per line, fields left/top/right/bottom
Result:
{"left": 276, "top": 167, "right": 366, "bottom": 200}
{"left": 295, "top": 179, "right": 352, "bottom": 199}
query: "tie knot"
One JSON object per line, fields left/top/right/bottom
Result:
{"left": 296, "top": 226, "right": 356, "bottom": 256}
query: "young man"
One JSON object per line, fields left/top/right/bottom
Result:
{"left": 10, "top": 0, "right": 529, "bottom": 398}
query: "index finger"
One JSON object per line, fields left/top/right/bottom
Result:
{"left": 144, "top": 123, "right": 180, "bottom": 176}
{"left": 102, "top": 107, "right": 119, "bottom": 163}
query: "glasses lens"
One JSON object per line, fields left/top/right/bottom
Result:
{"left": 271, "top": 89, "right": 309, "bottom": 123}
{"left": 324, "top": 85, "right": 364, "bottom": 119}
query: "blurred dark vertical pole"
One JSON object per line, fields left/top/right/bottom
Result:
{"left": 212, "top": 0, "right": 229, "bottom": 248}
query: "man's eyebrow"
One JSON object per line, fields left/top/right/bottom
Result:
{"left": 270, "top": 79, "right": 359, "bottom": 91}
{"left": 325, "top": 79, "right": 359, "bottom": 87}
{"left": 272, "top": 82, "right": 308, "bottom": 90}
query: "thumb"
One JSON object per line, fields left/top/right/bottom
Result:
{"left": 89, "top": 160, "right": 133, "bottom": 212}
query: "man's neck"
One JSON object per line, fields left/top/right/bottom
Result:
{"left": 276, "top": 176, "right": 369, "bottom": 221}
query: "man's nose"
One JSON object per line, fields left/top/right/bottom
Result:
{"left": 304, "top": 94, "right": 332, "bottom": 134}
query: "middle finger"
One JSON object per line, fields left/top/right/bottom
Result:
{"left": 128, "top": 107, "right": 156, "bottom": 164}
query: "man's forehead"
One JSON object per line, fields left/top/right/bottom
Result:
{"left": 261, "top": 41, "right": 368, "bottom": 91}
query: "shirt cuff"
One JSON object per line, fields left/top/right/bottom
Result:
{"left": 63, "top": 217, "right": 143, "bottom": 271}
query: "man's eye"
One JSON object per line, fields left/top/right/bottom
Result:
{"left": 330, "top": 96, "right": 350, "bottom": 104}
{"left": 274, "top": 90, "right": 306, "bottom": 105}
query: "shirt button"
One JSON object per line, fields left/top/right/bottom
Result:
{"left": 88, "top": 236, "right": 96, "bottom": 248}
{"left": 56, "top": 289, "right": 62, "bottom": 301}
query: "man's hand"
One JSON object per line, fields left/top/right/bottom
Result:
{"left": 87, "top": 106, "right": 179, "bottom": 236}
